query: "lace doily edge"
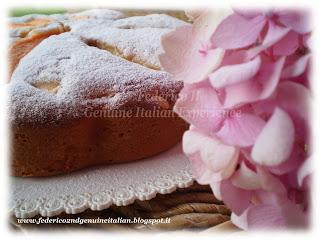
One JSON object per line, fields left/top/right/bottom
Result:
{"left": 10, "top": 169, "right": 194, "bottom": 218}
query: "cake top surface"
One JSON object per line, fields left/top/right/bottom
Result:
{"left": 9, "top": 10, "right": 187, "bottom": 125}
{"left": 72, "top": 26, "right": 172, "bottom": 69}
{"left": 66, "top": 8, "right": 125, "bottom": 20}
{"left": 9, "top": 8, "right": 125, "bottom": 40}
{"left": 111, "top": 13, "right": 188, "bottom": 29}
{"left": 69, "top": 14, "right": 189, "bottom": 69}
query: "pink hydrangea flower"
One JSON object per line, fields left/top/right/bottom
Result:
{"left": 160, "top": 8, "right": 311, "bottom": 230}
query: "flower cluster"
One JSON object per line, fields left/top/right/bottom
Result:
{"left": 160, "top": 9, "right": 311, "bottom": 229}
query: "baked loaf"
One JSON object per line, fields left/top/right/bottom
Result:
{"left": 9, "top": 10, "right": 188, "bottom": 177}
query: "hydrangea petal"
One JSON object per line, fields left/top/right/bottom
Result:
{"left": 247, "top": 21, "right": 290, "bottom": 59}
{"left": 281, "top": 53, "right": 311, "bottom": 78}
{"left": 277, "top": 81, "right": 311, "bottom": 121}
{"left": 232, "top": 198, "right": 307, "bottom": 230}
{"left": 260, "top": 21, "right": 291, "bottom": 46}
{"left": 216, "top": 113, "right": 266, "bottom": 147}
{"left": 159, "top": 26, "right": 193, "bottom": 80}
{"left": 210, "top": 181, "right": 222, "bottom": 200}
{"left": 185, "top": 9, "right": 204, "bottom": 21}
{"left": 219, "top": 50, "right": 248, "bottom": 66}
{"left": 232, "top": 9, "right": 264, "bottom": 19}
{"left": 222, "top": 80, "right": 260, "bottom": 108}
{"left": 188, "top": 153, "right": 215, "bottom": 185}
{"left": 189, "top": 152, "right": 235, "bottom": 184}
{"left": 223, "top": 57, "right": 285, "bottom": 108}
{"left": 193, "top": 9, "right": 232, "bottom": 41}
{"left": 245, "top": 204, "right": 286, "bottom": 229}
{"left": 268, "top": 146, "right": 305, "bottom": 175}
{"left": 303, "top": 33, "right": 311, "bottom": 48}
{"left": 161, "top": 9, "right": 230, "bottom": 84}
{"left": 258, "top": 57, "right": 286, "bottom": 99}
{"left": 232, "top": 162, "right": 261, "bottom": 190}
{"left": 221, "top": 180, "right": 252, "bottom": 215}
{"left": 174, "top": 84, "right": 224, "bottom": 133}
{"left": 217, "top": 154, "right": 239, "bottom": 180}
{"left": 277, "top": 10, "right": 311, "bottom": 34}
{"left": 183, "top": 129, "right": 239, "bottom": 173}
{"left": 231, "top": 210, "right": 249, "bottom": 230}
{"left": 256, "top": 167, "right": 287, "bottom": 194}
{"left": 297, "top": 157, "right": 312, "bottom": 187}
{"left": 252, "top": 108, "right": 295, "bottom": 166}
{"left": 279, "top": 199, "right": 308, "bottom": 227}
{"left": 209, "top": 56, "right": 261, "bottom": 89}
{"left": 159, "top": 26, "right": 225, "bottom": 83}
{"left": 211, "top": 13, "right": 266, "bottom": 49}
{"left": 272, "top": 31, "right": 299, "bottom": 56}
{"left": 253, "top": 81, "right": 311, "bottom": 138}
{"left": 257, "top": 192, "right": 308, "bottom": 227}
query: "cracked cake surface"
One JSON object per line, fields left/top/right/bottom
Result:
{"left": 9, "top": 32, "right": 182, "bottom": 125}
{"left": 8, "top": 9, "right": 127, "bottom": 78}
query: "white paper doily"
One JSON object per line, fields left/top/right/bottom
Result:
{"left": 10, "top": 144, "right": 194, "bottom": 218}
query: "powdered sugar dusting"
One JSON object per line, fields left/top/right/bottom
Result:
{"left": 9, "top": 33, "right": 181, "bottom": 125}
{"left": 64, "top": 18, "right": 114, "bottom": 33}
{"left": 70, "top": 14, "right": 189, "bottom": 68}
{"left": 111, "top": 14, "right": 189, "bottom": 29}
{"left": 73, "top": 27, "right": 173, "bottom": 69}
{"left": 67, "top": 9, "right": 125, "bottom": 20}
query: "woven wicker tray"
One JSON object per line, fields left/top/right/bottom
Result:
{"left": 11, "top": 183, "right": 240, "bottom": 232}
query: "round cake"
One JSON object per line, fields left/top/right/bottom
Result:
{"left": 9, "top": 10, "right": 189, "bottom": 177}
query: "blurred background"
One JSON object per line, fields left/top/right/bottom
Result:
{"left": 9, "top": 7, "right": 189, "bottom": 21}
{"left": 10, "top": 7, "right": 67, "bottom": 17}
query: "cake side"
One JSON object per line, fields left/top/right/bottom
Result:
{"left": 11, "top": 112, "right": 187, "bottom": 177}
